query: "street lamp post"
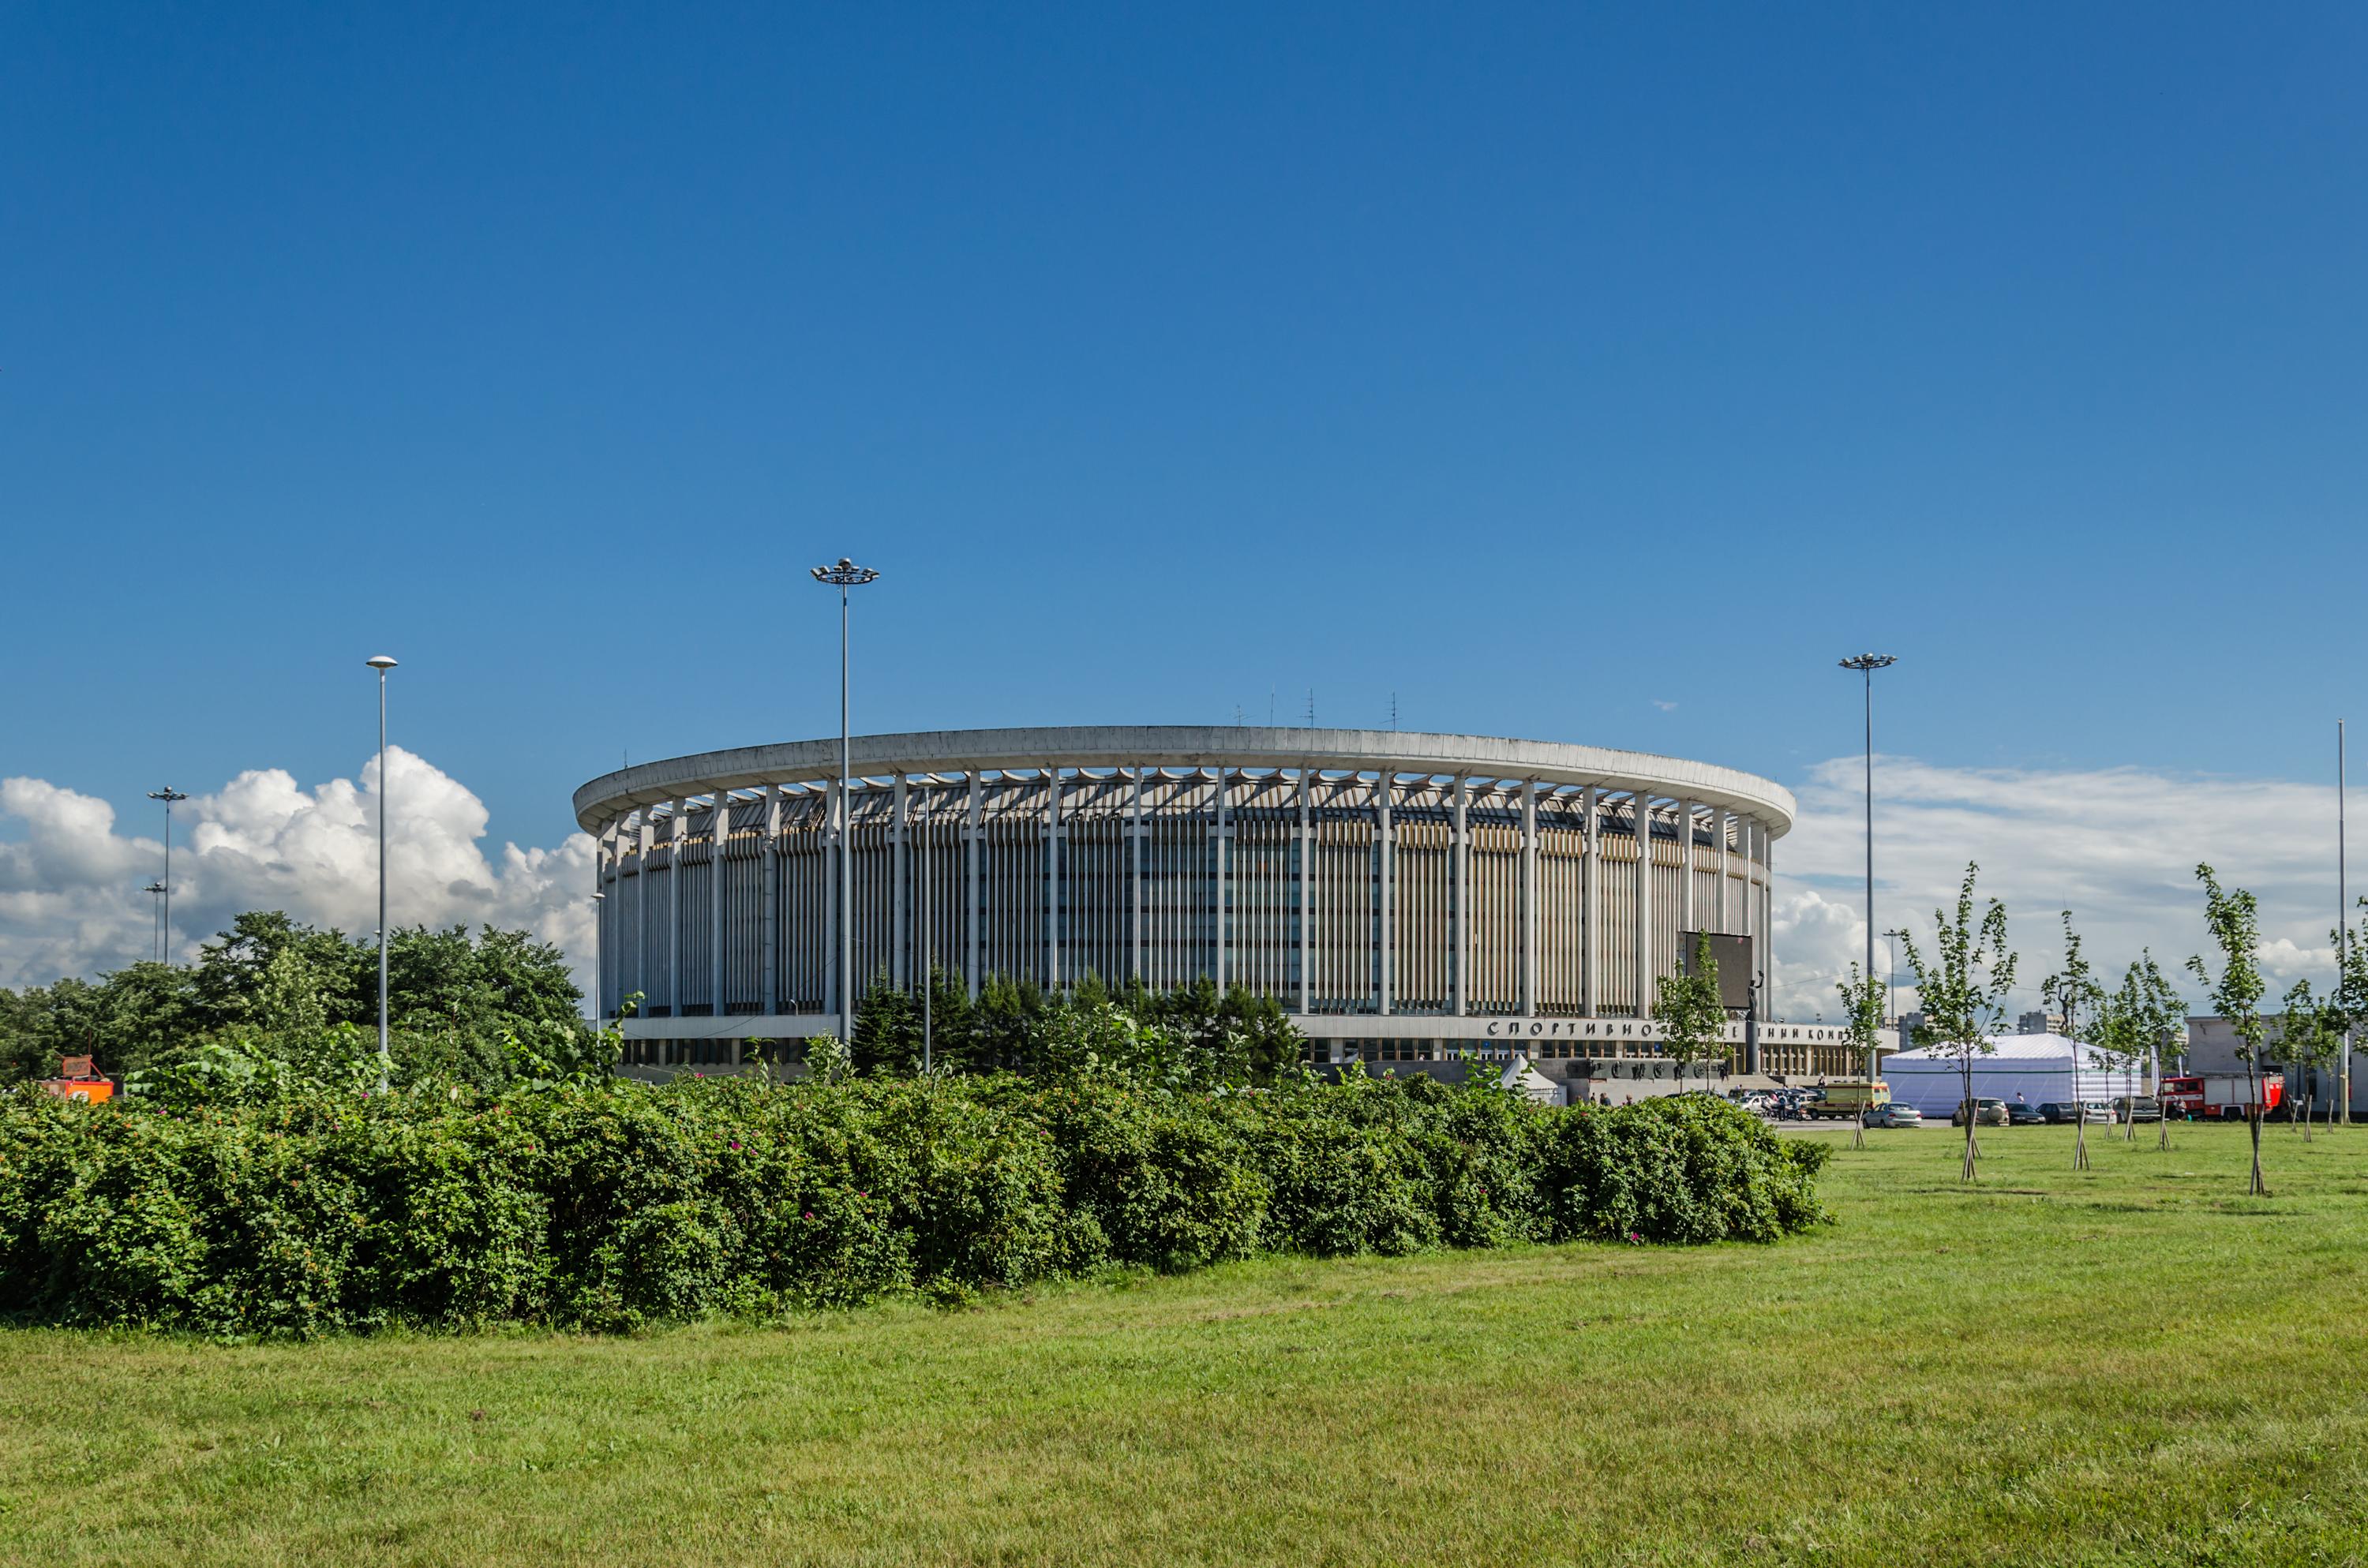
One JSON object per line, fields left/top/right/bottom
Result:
{"left": 146, "top": 788, "right": 189, "bottom": 960}
{"left": 143, "top": 880, "right": 168, "bottom": 964}
{"left": 1839, "top": 653, "right": 1898, "bottom": 1087}
{"left": 365, "top": 655, "right": 399, "bottom": 1091}
{"left": 2341, "top": 720, "right": 2351, "bottom": 1126}
{"left": 810, "top": 558, "right": 880, "bottom": 1045}
{"left": 1882, "top": 927, "right": 1907, "bottom": 1031}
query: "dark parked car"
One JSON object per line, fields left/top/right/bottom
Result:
{"left": 2037, "top": 1102, "right": 2075, "bottom": 1124}
{"left": 2005, "top": 1102, "right": 2044, "bottom": 1125}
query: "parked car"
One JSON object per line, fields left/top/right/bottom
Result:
{"left": 2078, "top": 1101, "right": 2113, "bottom": 1124}
{"left": 1952, "top": 1098, "right": 2010, "bottom": 1127}
{"left": 2005, "top": 1102, "right": 2044, "bottom": 1125}
{"left": 1863, "top": 1102, "right": 1924, "bottom": 1129}
{"left": 2036, "top": 1102, "right": 2075, "bottom": 1124}
{"left": 2111, "top": 1095, "right": 2163, "bottom": 1122}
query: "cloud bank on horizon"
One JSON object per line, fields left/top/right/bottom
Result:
{"left": 0, "top": 750, "right": 595, "bottom": 997}
{"left": 0, "top": 752, "right": 2352, "bottom": 1026}
{"left": 1774, "top": 754, "right": 2349, "bottom": 1023}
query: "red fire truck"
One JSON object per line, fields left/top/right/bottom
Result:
{"left": 2160, "top": 1073, "right": 2284, "bottom": 1121}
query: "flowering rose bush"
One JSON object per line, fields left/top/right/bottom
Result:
{"left": 0, "top": 1076, "right": 1827, "bottom": 1336}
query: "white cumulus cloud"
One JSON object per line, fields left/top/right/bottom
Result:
{"left": 0, "top": 749, "right": 596, "bottom": 1002}
{"left": 4, "top": 747, "right": 2349, "bottom": 1033}
{"left": 1772, "top": 754, "right": 2351, "bottom": 1024}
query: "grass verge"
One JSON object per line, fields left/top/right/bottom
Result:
{"left": 3, "top": 1122, "right": 2363, "bottom": 1566}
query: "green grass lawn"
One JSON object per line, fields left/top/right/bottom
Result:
{"left": 5, "top": 1122, "right": 2365, "bottom": 1567}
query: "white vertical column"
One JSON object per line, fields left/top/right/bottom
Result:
{"left": 1452, "top": 775, "right": 1469, "bottom": 1016}
{"left": 1129, "top": 768, "right": 1145, "bottom": 983}
{"left": 817, "top": 787, "right": 837, "bottom": 1022}
{"left": 1718, "top": 806, "right": 1733, "bottom": 934}
{"left": 669, "top": 800, "right": 687, "bottom": 1020}
{"left": 634, "top": 811, "right": 650, "bottom": 1012}
{"left": 1680, "top": 798, "right": 1698, "bottom": 945}
{"left": 1763, "top": 825, "right": 1775, "bottom": 1010}
{"left": 1581, "top": 786, "right": 1599, "bottom": 1018}
{"left": 762, "top": 788, "right": 782, "bottom": 1015}
{"left": 1520, "top": 781, "right": 1538, "bottom": 1018}
{"left": 1297, "top": 769, "right": 1312, "bottom": 1015}
{"left": 965, "top": 773, "right": 983, "bottom": 998}
{"left": 1633, "top": 793, "right": 1654, "bottom": 1019}
{"left": 1210, "top": 769, "right": 1228, "bottom": 990}
{"left": 891, "top": 774, "right": 909, "bottom": 990}
{"left": 1046, "top": 772, "right": 1064, "bottom": 990}
{"left": 710, "top": 794, "right": 726, "bottom": 1018}
{"left": 1377, "top": 773, "right": 1394, "bottom": 1016}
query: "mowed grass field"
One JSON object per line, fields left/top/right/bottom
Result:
{"left": 5, "top": 1123, "right": 2366, "bottom": 1568}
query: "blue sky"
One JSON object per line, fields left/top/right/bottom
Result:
{"left": 6, "top": 5, "right": 2368, "bottom": 1007}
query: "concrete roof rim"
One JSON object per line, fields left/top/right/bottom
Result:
{"left": 573, "top": 726, "right": 1796, "bottom": 836}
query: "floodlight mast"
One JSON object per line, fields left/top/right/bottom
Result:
{"left": 810, "top": 558, "right": 880, "bottom": 1045}
{"left": 143, "top": 881, "right": 168, "bottom": 964}
{"left": 1838, "top": 653, "right": 1898, "bottom": 1085}
{"left": 365, "top": 655, "right": 399, "bottom": 1091}
{"left": 146, "top": 788, "right": 189, "bottom": 960}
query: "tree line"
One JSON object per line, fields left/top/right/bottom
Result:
{"left": 839, "top": 970, "right": 1306, "bottom": 1088}
{"left": 0, "top": 911, "right": 592, "bottom": 1091}
{"left": 1832, "top": 861, "right": 2367, "bottom": 1194}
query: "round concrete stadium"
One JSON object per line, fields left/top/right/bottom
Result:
{"left": 574, "top": 727, "right": 1859, "bottom": 1094}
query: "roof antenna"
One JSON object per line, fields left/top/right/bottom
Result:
{"left": 1391, "top": 692, "right": 1399, "bottom": 732}
{"left": 1306, "top": 689, "right": 1316, "bottom": 729}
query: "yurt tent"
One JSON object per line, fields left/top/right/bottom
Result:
{"left": 1882, "top": 1032, "right": 2141, "bottom": 1115}
{"left": 1498, "top": 1056, "right": 1564, "bottom": 1105}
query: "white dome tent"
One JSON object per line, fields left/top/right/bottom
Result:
{"left": 1883, "top": 1033, "right": 2142, "bottom": 1115}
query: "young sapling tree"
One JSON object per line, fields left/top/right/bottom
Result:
{"left": 1836, "top": 961, "right": 1887, "bottom": 1149}
{"left": 1900, "top": 863, "right": 2017, "bottom": 1183}
{"left": 2189, "top": 865, "right": 2269, "bottom": 1196}
{"left": 2042, "top": 911, "right": 2106, "bottom": 1171}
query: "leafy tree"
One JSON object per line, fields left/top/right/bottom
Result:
{"left": 1835, "top": 961, "right": 1886, "bottom": 1149}
{"left": 2130, "top": 952, "right": 2186, "bottom": 1149}
{"left": 2188, "top": 864, "right": 2269, "bottom": 1196}
{"left": 2043, "top": 911, "right": 2106, "bottom": 1170}
{"left": 2275, "top": 979, "right": 2342, "bottom": 1142}
{"left": 2091, "top": 952, "right": 2180, "bottom": 1145}
{"left": 1899, "top": 863, "right": 2017, "bottom": 1182}
{"left": 851, "top": 970, "right": 922, "bottom": 1075}
{"left": 1656, "top": 932, "right": 1728, "bottom": 1101}
{"left": 2330, "top": 900, "right": 2368, "bottom": 1129}
{"left": 0, "top": 910, "right": 590, "bottom": 1093}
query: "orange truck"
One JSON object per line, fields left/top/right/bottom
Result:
{"left": 39, "top": 1055, "right": 115, "bottom": 1104}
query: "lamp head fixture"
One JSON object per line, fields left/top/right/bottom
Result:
{"left": 810, "top": 558, "right": 880, "bottom": 587}
{"left": 1838, "top": 653, "right": 1898, "bottom": 672}
{"left": 365, "top": 654, "right": 399, "bottom": 670}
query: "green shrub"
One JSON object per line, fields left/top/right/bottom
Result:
{"left": 0, "top": 1077, "right": 1827, "bottom": 1337}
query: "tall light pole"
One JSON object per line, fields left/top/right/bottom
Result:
{"left": 365, "top": 655, "right": 399, "bottom": 1090}
{"left": 143, "top": 880, "right": 168, "bottom": 964}
{"left": 811, "top": 558, "right": 879, "bottom": 1044}
{"left": 1882, "top": 927, "right": 1907, "bottom": 1028}
{"left": 146, "top": 787, "right": 189, "bottom": 960}
{"left": 1839, "top": 653, "right": 1897, "bottom": 1086}
{"left": 2342, "top": 720, "right": 2351, "bottom": 1125}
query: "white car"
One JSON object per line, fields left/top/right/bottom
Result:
{"left": 1863, "top": 1102, "right": 1924, "bottom": 1128}
{"left": 2078, "top": 1101, "right": 2114, "bottom": 1124}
